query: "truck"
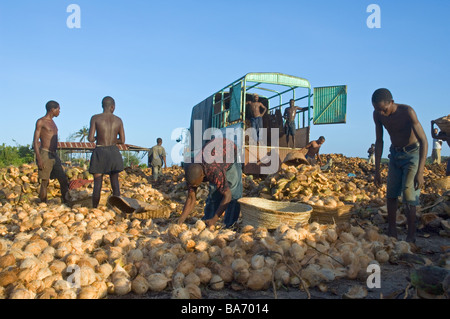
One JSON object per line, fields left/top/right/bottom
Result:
{"left": 183, "top": 72, "right": 347, "bottom": 175}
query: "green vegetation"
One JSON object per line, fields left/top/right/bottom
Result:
{"left": 0, "top": 143, "right": 35, "bottom": 168}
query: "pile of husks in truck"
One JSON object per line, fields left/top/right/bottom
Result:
{"left": 0, "top": 154, "right": 449, "bottom": 299}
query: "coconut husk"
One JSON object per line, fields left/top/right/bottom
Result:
{"left": 107, "top": 196, "right": 170, "bottom": 219}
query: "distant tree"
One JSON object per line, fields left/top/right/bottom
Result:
{"left": 74, "top": 126, "right": 89, "bottom": 142}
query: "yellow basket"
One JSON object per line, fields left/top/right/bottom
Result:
{"left": 309, "top": 204, "right": 353, "bottom": 224}
{"left": 238, "top": 197, "right": 312, "bottom": 229}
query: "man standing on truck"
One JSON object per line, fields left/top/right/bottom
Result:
{"left": 246, "top": 94, "right": 267, "bottom": 143}
{"left": 88, "top": 96, "right": 126, "bottom": 208}
{"left": 33, "top": 100, "right": 70, "bottom": 204}
{"left": 177, "top": 137, "right": 242, "bottom": 229}
{"left": 372, "top": 88, "right": 428, "bottom": 243}
{"left": 284, "top": 99, "right": 308, "bottom": 148}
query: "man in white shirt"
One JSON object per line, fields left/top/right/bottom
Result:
{"left": 432, "top": 128, "right": 442, "bottom": 164}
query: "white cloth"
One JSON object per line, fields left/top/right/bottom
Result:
{"left": 433, "top": 138, "right": 442, "bottom": 150}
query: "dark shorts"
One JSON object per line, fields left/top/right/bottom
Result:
{"left": 386, "top": 143, "right": 420, "bottom": 206}
{"left": 38, "top": 149, "right": 67, "bottom": 181}
{"left": 285, "top": 121, "right": 296, "bottom": 136}
{"left": 89, "top": 145, "right": 124, "bottom": 175}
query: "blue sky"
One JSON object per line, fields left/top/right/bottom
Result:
{"left": 1, "top": 0, "right": 449, "bottom": 164}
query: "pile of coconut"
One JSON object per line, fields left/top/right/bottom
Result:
{"left": 0, "top": 196, "right": 418, "bottom": 299}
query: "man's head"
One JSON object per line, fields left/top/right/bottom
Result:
{"left": 434, "top": 128, "right": 439, "bottom": 135}
{"left": 318, "top": 136, "right": 325, "bottom": 144}
{"left": 102, "top": 96, "right": 115, "bottom": 112}
{"left": 46, "top": 100, "right": 60, "bottom": 116}
{"left": 372, "top": 88, "right": 394, "bottom": 115}
{"left": 157, "top": 138, "right": 162, "bottom": 145}
{"left": 290, "top": 99, "right": 295, "bottom": 107}
{"left": 253, "top": 94, "right": 259, "bottom": 102}
{"left": 185, "top": 163, "right": 204, "bottom": 188}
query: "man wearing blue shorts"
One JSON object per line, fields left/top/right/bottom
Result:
{"left": 372, "top": 89, "right": 428, "bottom": 243}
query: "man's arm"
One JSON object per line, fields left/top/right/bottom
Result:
{"left": 87, "top": 116, "right": 96, "bottom": 143}
{"left": 117, "top": 119, "right": 125, "bottom": 144}
{"left": 374, "top": 112, "right": 384, "bottom": 187}
{"left": 409, "top": 108, "right": 428, "bottom": 190}
{"left": 178, "top": 188, "right": 197, "bottom": 225}
{"left": 33, "top": 119, "right": 44, "bottom": 169}
{"left": 260, "top": 103, "right": 267, "bottom": 116}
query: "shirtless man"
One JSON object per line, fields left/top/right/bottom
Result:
{"left": 88, "top": 96, "right": 125, "bottom": 208}
{"left": 246, "top": 94, "right": 267, "bottom": 143}
{"left": 304, "top": 136, "right": 325, "bottom": 165}
{"left": 32, "top": 101, "right": 69, "bottom": 204}
{"left": 372, "top": 88, "right": 428, "bottom": 243}
{"left": 283, "top": 99, "right": 308, "bottom": 148}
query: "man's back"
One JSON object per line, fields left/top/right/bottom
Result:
{"left": 90, "top": 113, "right": 123, "bottom": 146}
{"left": 151, "top": 145, "right": 166, "bottom": 166}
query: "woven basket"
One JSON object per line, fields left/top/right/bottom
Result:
{"left": 435, "top": 115, "right": 450, "bottom": 134}
{"left": 309, "top": 204, "right": 353, "bottom": 224}
{"left": 107, "top": 195, "right": 170, "bottom": 219}
{"left": 238, "top": 197, "right": 312, "bottom": 229}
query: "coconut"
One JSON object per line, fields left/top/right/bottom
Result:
{"left": 0, "top": 254, "right": 16, "bottom": 268}
{"left": 131, "top": 275, "right": 149, "bottom": 295}
{"left": 251, "top": 255, "right": 265, "bottom": 270}
{"left": 78, "top": 286, "right": 99, "bottom": 299}
{"left": 80, "top": 266, "right": 97, "bottom": 287}
{"left": 26, "top": 279, "right": 46, "bottom": 294}
{"left": 9, "top": 288, "right": 36, "bottom": 299}
{"left": 96, "top": 263, "right": 113, "bottom": 280}
{"left": 195, "top": 267, "right": 212, "bottom": 284}
{"left": 231, "top": 259, "right": 249, "bottom": 273}
{"left": 274, "top": 267, "right": 290, "bottom": 286}
{"left": 343, "top": 285, "right": 368, "bottom": 299}
{"left": 172, "top": 272, "right": 185, "bottom": 289}
{"left": 175, "top": 257, "right": 195, "bottom": 275}
{"left": 209, "top": 274, "right": 224, "bottom": 290}
{"left": 57, "top": 289, "right": 77, "bottom": 299}
{"left": 375, "top": 250, "right": 390, "bottom": 264}
{"left": 113, "top": 277, "right": 131, "bottom": 296}
{"left": 395, "top": 241, "right": 412, "bottom": 255}
{"left": 184, "top": 272, "right": 201, "bottom": 287}
{"left": 147, "top": 273, "right": 169, "bottom": 292}
{"left": 194, "top": 241, "right": 209, "bottom": 253}
{"left": 247, "top": 268, "right": 272, "bottom": 291}
{"left": 128, "top": 249, "right": 144, "bottom": 263}
{"left": 171, "top": 287, "right": 190, "bottom": 299}
{"left": 186, "top": 283, "right": 202, "bottom": 299}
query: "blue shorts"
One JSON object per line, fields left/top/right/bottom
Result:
{"left": 386, "top": 143, "right": 420, "bottom": 206}
{"left": 285, "top": 121, "right": 296, "bottom": 137}
{"left": 250, "top": 117, "right": 263, "bottom": 142}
